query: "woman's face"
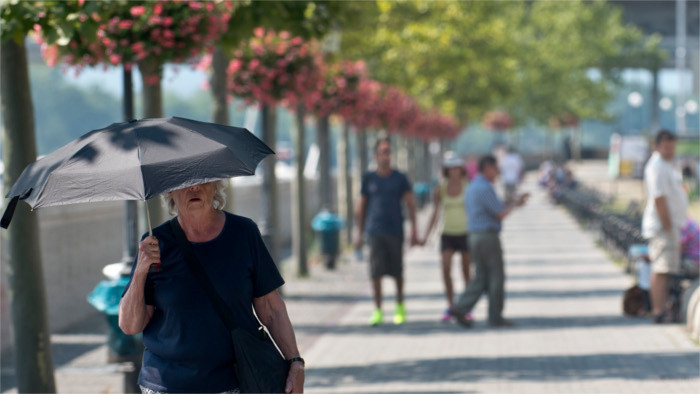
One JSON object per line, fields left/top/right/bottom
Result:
{"left": 446, "top": 166, "right": 463, "bottom": 180}
{"left": 170, "top": 182, "right": 217, "bottom": 215}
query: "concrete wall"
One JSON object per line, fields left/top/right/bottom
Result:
{"left": 0, "top": 177, "right": 332, "bottom": 353}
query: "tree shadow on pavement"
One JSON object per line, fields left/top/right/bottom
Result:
{"left": 293, "top": 313, "right": 650, "bottom": 337}
{"left": 506, "top": 288, "right": 623, "bottom": 299}
{"left": 306, "top": 352, "right": 700, "bottom": 388}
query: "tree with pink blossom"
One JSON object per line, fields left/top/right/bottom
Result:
{"left": 36, "top": 0, "right": 233, "bottom": 226}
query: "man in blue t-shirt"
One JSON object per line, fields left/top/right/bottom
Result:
{"left": 355, "top": 138, "right": 419, "bottom": 326}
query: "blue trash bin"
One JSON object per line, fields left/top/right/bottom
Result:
{"left": 413, "top": 182, "right": 431, "bottom": 208}
{"left": 88, "top": 276, "right": 143, "bottom": 361}
{"left": 312, "top": 211, "right": 345, "bottom": 269}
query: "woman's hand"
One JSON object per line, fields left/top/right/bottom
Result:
{"left": 285, "top": 362, "right": 305, "bottom": 394}
{"left": 136, "top": 235, "right": 160, "bottom": 276}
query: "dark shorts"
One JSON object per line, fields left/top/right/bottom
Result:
{"left": 369, "top": 235, "right": 403, "bottom": 279}
{"left": 441, "top": 233, "right": 469, "bottom": 252}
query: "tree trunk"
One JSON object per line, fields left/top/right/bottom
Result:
{"left": 317, "top": 116, "right": 332, "bottom": 210}
{"left": 397, "top": 135, "right": 409, "bottom": 172}
{"left": 407, "top": 138, "right": 417, "bottom": 183}
{"left": 210, "top": 47, "right": 235, "bottom": 212}
{"left": 260, "top": 105, "right": 279, "bottom": 265}
{"left": 292, "top": 104, "right": 308, "bottom": 277}
{"left": 353, "top": 128, "right": 367, "bottom": 226}
{"left": 1, "top": 38, "right": 56, "bottom": 394}
{"left": 138, "top": 60, "right": 166, "bottom": 228}
{"left": 337, "top": 122, "right": 353, "bottom": 247}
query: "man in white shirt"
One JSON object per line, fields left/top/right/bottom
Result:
{"left": 642, "top": 130, "right": 688, "bottom": 323}
{"left": 500, "top": 147, "right": 524, "bottom": 204}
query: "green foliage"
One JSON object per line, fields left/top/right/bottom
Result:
{"left": 221, "top": 1, "right": 349, "bottom": 50}
{"left": 1, "top": 0, "right": 42, "bottom": 43}
{"left": 339, "top": 0, "right": 665, "bottom": 127}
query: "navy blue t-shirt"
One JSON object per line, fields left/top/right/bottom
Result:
{"left": 361, "top": 170, "right": 412, "bottom": 238}
{"left": 121, "top": 212, "right": 284, "bottom": 393}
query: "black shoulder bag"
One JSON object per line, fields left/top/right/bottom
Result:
{"left": 169, "top": 218, "right": 288, "bottom": 393}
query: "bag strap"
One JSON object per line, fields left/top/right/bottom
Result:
{"left": 169, "top": 217, "right": 237, "bottom": 331}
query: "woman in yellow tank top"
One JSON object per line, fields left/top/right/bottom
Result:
{"left": 421, "top": 153, "right": 472, "bottom": 323}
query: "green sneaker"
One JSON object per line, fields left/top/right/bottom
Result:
{"left": 369, "top": 309, "right": 383, "bottom": 326}
{"left": 394, "top": 303, "right": 406, "bottom": 325}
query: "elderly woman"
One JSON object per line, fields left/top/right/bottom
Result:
{"left": 119, "top": 180, "right": 304, "bottom": 394}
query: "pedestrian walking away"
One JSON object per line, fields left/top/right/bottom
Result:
{"left": 355, "top": 138, "right": 419, "bottom": 326}
{"left": 421, "top": 151, "right": 472, "bottom": 323}
{"left": 119, "top": 181, "right": 305, "bottom": 393}
{"left": 500, "top": 146, "right": 524, "bottom": 205}
{"left": 450, "top": 155, "right": 529, "bottom": 328}
{"left": 642, "top": 130, "right": 688, "bottom": 324}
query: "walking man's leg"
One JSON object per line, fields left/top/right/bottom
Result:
{"left": 485, "top": 235, "right": 508, "bottom": 326}
{"left": 392, "top": 236, "right": 406, "bottom": 324}
{"left": 369, "top": 236, "right": 385, "bottom": 326}
{"left": 451, "top": 233, "right": 488, "bottom": 327}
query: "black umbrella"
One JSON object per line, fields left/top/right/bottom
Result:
{"left": 1, "top": 117, "right": 274, "bottom": 231}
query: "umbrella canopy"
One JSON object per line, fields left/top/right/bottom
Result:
{"left": 1, "top": 117, "right": 274, "bottom": 229}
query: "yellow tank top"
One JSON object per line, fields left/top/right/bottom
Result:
{"left": 441, "top": 181, "right": 468, "bottom": 235}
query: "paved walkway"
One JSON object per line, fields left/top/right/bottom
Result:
{"left": 2, "top": 177, "right": 699, "bottom": 393}
{"left": 297, "top": 178, "right": 699, "bottom": 393}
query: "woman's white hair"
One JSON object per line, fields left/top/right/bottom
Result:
{"left": 162, "top": 180, "right": 227, "bottom": 216}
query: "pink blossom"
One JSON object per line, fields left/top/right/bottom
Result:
{"left": 253, "top": 27, "right": 265, "bottom": 38}
{"left": 196, "top": 54, "right": 212, "bottom": 71}
{"left": 163, "top": 17, "right": 174, "bottom": 26}
{"left": 130, "top": 6, "right": 146, "bottom": 17}
{"left": 189, "top": 2, "right": 203, "bottom": 10}
{"left": 41, "top": 44, "right": 59, "bottom": 67}
{"left": 118, "top": 20, "right": 133, "bottom": 30}
{"left": 109, "top": 54, "right": 122, "bottom": 65}
{"left": 154, "top": 3, "right": 164, "bottom": 15}
{"left": 229, "top": 59, "right": 242, "bottom": 72}
{"left": 131, "top": 42, "right": 145, "bottom": 53}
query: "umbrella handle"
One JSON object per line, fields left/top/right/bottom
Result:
{"left": 144, "top": 200, "right": 161, "bottom": 273}
{"left": 144, "top": 200, "right": 153, "bottom": 236}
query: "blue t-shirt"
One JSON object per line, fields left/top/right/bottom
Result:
{"left": 121, "top": 212, "right": 284, "bottom": 393}
{"left": 361, "top": 170, "right": 412, "bottom": 237}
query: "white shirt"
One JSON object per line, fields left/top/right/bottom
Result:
{"left": 500, "top": 152, "right": 524, "bottom": 185}
{"left": 642, "top": 151, "right": 688, "bottom": 238}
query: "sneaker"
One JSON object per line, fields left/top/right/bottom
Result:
{"left": 440, "top": 309, "right": 453, "bottom": 323}
{"left": 369, "top": 309, "right": 383, "bottom": 326}
{"left": 393, "top": 303, "right": 406, "bottom": 325}
{"left": 489, "top": 318, "right": 515, "bottom": 328}
{"left": 449, "top": 308, "right": 473, "bottom": 328}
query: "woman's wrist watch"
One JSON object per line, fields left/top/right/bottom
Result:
{"left": 287, "top": 357, "right": 305, "bottom": 367}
